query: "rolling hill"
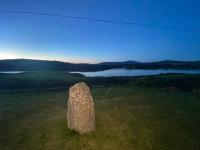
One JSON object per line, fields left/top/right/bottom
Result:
{"left": 0, "top": 59, "right": 199, "bottom": 71}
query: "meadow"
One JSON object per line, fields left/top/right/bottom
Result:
{"left": 0, "top": 72, "right": 200, "bottom": 150}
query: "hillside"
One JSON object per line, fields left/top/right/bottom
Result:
{"left": 0, "top": 59, "right": 200, "bottom": 71}
{"left": 1, "top": 73, "right": 200, "bottom": 150}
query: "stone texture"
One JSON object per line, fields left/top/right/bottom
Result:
{"left": 67, "top": 82, "right": 95, "bottom": 134}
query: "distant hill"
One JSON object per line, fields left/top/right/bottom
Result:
{"left": 0, "top": 59, "right": 113, "bottom": 72}
{"left": 99, "top": 60, "right": 139, "bottom": 66}
{"left": 134, "top": 60, "right": 200, "bottom": 69}
{"left": 0, "top": 59, "right": 199, "bottom": 71}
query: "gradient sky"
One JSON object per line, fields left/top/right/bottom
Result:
{"left": 0, "top": 0, "right": 200, "bottom": 63}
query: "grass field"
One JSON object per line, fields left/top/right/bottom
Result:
{"left": 0, "top": 72, "right": 200, "bottom": 150}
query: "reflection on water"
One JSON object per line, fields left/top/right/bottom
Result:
{"left": 0, "top": 71, "right": 25, "bottom": 74}
{"left": 71, "top": 69, "right": 200, "bottom": 77}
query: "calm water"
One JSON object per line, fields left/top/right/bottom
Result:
{"left": 71, "top": 69, "right": 200, "bottom": 77}
{"left": 0, "top": 71, "right": 25, "bottom": 74}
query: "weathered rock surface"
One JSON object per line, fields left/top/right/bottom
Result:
{"left": 67, "top": 82, "right": 95, "bottom": 134}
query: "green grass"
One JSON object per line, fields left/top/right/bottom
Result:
{"left": 1, "top": 71, "right": 200, "bottom": 91}
{"left": 0, "top": 71, "right": 87, "bottom": 90}
{"left": 1, "top": 83, "right": 200, "bottom": 150}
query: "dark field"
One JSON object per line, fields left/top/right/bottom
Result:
{"left": 0, "top": 72, "right": 200, "bottom": 150}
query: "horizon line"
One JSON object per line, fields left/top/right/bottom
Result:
{"left": 0, "top": 58, "right": 199, "bottom": 64}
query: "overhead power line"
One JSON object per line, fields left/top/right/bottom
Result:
{"left": 0, "top": 10, "right": 199, "bottom": 33}
{"left": 0, "top": 15, "right": 195, "bottom": 42}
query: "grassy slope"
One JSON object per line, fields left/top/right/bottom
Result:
{"left": 0, "top": 71, "right": 86, "bottom": 90}
{"left": 1, "top": 71, "right": 200, "bottom": 90}
{"left": 0, "top": 72, "right": 200, "bottom": 150}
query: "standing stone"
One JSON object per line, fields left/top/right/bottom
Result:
{"left": 67, "top": 82, "right": 95, "bottom": 134}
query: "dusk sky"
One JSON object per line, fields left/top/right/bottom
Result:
{"left": 0, "top": 0, "right": 200, "bottom": 63}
